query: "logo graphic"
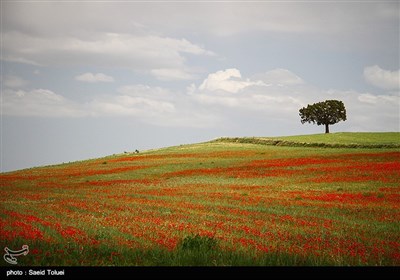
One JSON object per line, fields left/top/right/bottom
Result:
{"left": 4, "top": 245, "right": 29, "bottom": 265}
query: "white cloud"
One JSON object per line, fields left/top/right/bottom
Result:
{"left": 358, "top": 93, "right": 379, "bottom": 104}
{"left": 150, "top": 68, "right": 197, "bottom": 81}
{"left": 91, "top": 85, "right": 176, "bottom": 117}
{"left": 2, "top": 89, "right": 85, "bottom": 117}
{"left": 2, "top": 75, "right": 29, "bottom": 88}
{"left": 90, "top": 96, "right": 175, "bottom": 116}
{"left": 90, "top": 84, "right": 218, "bottom": 127}
{"left": 364, "top": 65, "right": 400, "bottom": 90}
{"left": 117, "top": 84, "right": 172, "bottom": 99}
{"left": 199, "top": 68, "right": 266, "bottom": 93}
{"left": 2, "top": 55, "right": 41, "bottom": 66}
{"left": 4, "top": 2, "right": 396, "bottom": 39}
{"left": 358, "top": 93, "right": 399, "bottom": 105}
{"left": 193, "top": 69, "right": 314, "bottom": 116}
{"left": 1, "top": 84, "right": 217, "bottom": 128}
{"left": 192, "top": 68, "right": 399, "bottom": 132}
{"left": 2, "top": 68, "right": 399, "bottom": 132}
{"left": 2, "top": 32, "right": 214, "bottom": 80}
{"left": 338, "top": 90, "right": 399, "bottom": 132}
{"left": 252, "top": 69, "right": 304, "bottom": 86}
{"left": 2, "top": 86, "right": 176, "bottom": 120}
{"left": 75, "top": 72, "right": 115, "bottom": 83}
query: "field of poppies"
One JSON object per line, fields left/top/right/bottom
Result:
{"left": 1, "top": 132, "right": 399, "bottom": 266}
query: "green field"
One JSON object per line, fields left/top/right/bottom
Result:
{"left": 214, "top": 132, "right": 400, "bottom": 148}
{"left": 1, "top": 132, "right": 399, "bottom": 266}
{"left": 267, "top": 132, "right": 400, "bottom": 145}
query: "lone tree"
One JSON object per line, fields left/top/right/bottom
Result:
{"left": 299, "top": 100, "right": 346, "bottom": 133}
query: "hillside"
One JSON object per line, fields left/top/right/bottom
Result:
{"left": 1, "top": 132, "right": 399, "bottom": 266}
{"left": 212, "top": 132, "right": 400, "bottom": 149}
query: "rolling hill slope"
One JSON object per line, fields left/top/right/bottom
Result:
{"left": 212, "top": 132, "right": 400, "bottom": 148}
{"left": 1, "top": 132, "right": 399, "bottom": 266}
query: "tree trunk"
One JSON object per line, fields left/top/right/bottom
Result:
{"left": 325, "top": 124, "right": 329, "bottom": 134}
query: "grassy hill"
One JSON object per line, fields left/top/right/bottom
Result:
{"left": 213, "top": 132, "right": 400, "bottom": 148}
{"left": 266, "top": 132, "right": 400, "bottom": 145}
{"left": 0, "top": 132, "right": 399, "bottom": 266}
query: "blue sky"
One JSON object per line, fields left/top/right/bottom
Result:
{"left": 1, "top": 1, "right": 399, "bottom": 172}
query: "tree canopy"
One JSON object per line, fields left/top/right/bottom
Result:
{"left": 299, "top": 100, "right": 347, "bottom": 133}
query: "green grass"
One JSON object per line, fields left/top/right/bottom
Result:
{"left": 213, "top": 132, "right": 400, "bottom": 148}
{"left": 2, "top": 237, "right": 334, "bottom": 266}
{"left": 269, "top": 132, "right": 400, "bottom": 145}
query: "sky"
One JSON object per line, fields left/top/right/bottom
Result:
{"left": 1, "top": 0, "right": 399, "bottom": 172}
